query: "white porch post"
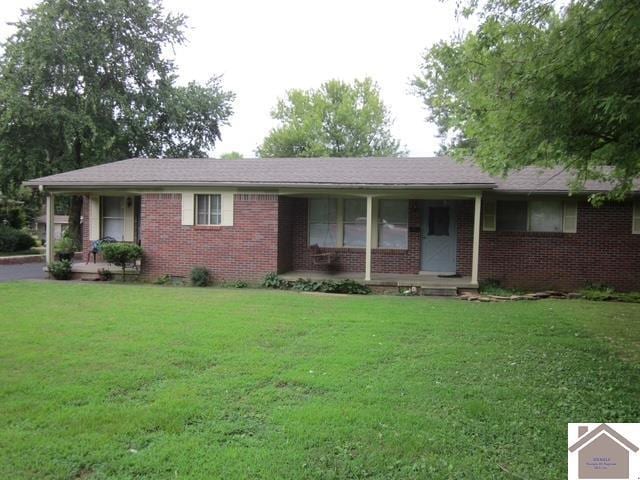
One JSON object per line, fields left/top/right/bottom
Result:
{"left": 45, "top": 193, "right": 55, "bottom": 265}
{"left": 471, "top": 192, "right": 482, "bottom": 285}
{"left": 365, "top": 195, "right": 373, "bottom": 281}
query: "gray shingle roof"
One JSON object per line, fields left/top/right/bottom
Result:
{"left": 23, "top": 156, "right": 635, "bottom": 193}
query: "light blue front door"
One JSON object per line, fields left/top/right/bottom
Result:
{"left": 421, "top": 201, "right": 457, "bottom": 273}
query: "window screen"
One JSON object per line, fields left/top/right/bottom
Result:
{"left": 496, "top": 201, "right": 528, "bottom": 231}
{"left": 529, "top": 199, "right": 563, "bottom": 232}
{"left": 195, "top": 194, "right": 221, "bottom": 225}
{"left": 343, "top": 198, "right": 366, "bottom": 247}
{"left": 428, "top": 207, "right": 450, "bottom": 236}
{"left": 308, "top": 198, "right": 338, "bottom": 247}
{"left": 378, "top": 200, "right": 408, "bottom": 249}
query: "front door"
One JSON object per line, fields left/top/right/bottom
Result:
{"left": 421, "top": 201, "right": 457, "bottom": 274}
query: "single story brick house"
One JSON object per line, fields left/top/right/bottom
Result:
{"left": 25, "top": 157, "right": 640, "bottom": 292}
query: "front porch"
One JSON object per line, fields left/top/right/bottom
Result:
{"left": 68, "top": 261, "right": 140, "bottom": 280}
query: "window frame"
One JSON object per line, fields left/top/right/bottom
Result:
{"left": 195, "top": 194, "right": 222, "bottom": 226}
{"left": 495, "top": 198, "right": 568, "bottom": 233}
{"left": 100, "top": 196, "right": 125, "bottom": 240}
{"left": 378, "top": 199, "right": 409, "bottom": 249}
{"left": 528, "top": 199, "right": 563, "bottom": 233}
{"left": 307, "top": 197, "right": 338, "bottom": 247}
{"left": 342, "top": 198, "right": 367, "bottom": 248}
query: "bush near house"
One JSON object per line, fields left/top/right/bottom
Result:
{"left": 190, "top": 267, "right": 210, "bottom": 287}
{"left": 47, "top": 260, "right": 72, "bottom": 280}
{"left": 262, "top": 273, "right": 371, "bottom": 295}
{"left": 101, "top": 243, "right": 143, "bottom": 282}
{"left": 0, "top": 225, "right": 35, "bottom": 252}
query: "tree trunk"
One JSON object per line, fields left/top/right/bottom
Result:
{"left": 67, "top": 195, "right": 83, "bottom": 250}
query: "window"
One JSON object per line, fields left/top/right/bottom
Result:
{"left": 343, "top": 198, "right": 366, "bottom": 247}
{"left": 428, "top": 207, "right": 450, "bottom": 236}
{"left": 195, "top": 194, "right": 221, "bottom": 225}
{"left": 101, "top": 196, "right": 124, "bottom": 240}
{"left": 378, "top": 200, "right": 408, "bottom": 249}
{"left": 529, "top": 199, "right": 563, "bottom": 232}
{"left": 496, "top": 201, "right": 528, "bottom": 231}
{"left": 308, "top": 198, "right": 337, "bottom": 247}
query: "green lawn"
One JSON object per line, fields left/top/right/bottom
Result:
{"left": 1, "top": 283, "right": 639, "bottom": 479}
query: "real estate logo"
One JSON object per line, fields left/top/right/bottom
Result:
{"left": 568, "top": 423, "right": 640, "bottom": 479}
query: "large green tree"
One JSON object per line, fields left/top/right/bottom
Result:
{"left": 413, "top": 0, "right": 640, "bottom": 201}
{"left": 258, "top": 78, "right": 404, "bottom": 158}
{"left": 0, "top": 0, "right": 234, "bottom": 243}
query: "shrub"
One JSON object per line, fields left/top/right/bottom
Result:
{"left": 101, "top": 243, "right": 143, "bottom": 281}
{"left": 262, "top": 272, "right": 288, "bottom": 289}
{"left": 232, "top": 280, "right": 248, "bottom": 288}
{"left": 0, "top": 225, "right": 35, "bottom": 252}
{"left": 54, "top": 236, "right": 76, "bottom": 260}
{"left": 290, "top": 278, "right": 370, "bottom": 295}
{"left": 0, "top": 207, "right": 26, "bottom": 229}
{"left": 48, "top": 260, "right": 72, "bottom": 280}
{"left": 580, "top": 286, "right": 640, "bottom": 303}
{"left": 97, "top": 268, "right": 113, "bottom": 281}
{"left": 190, "top": 266, "right": 210, "bottom": 287}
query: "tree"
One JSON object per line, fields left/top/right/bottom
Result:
{"left": 257, "top": 78, "right": 403, "bottom": 158}
{"left": 220, "top": 151, "right": 243, "bottom": 159}
{"left": 0, "top": 0, "right": 234, "bottom": 244}
{"left": 413, "top": 0, "right": 640, "bottom": 202}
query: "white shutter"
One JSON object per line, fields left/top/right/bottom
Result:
{"left": 482, "top": 199, "right": 496, "bottom": 231}
{"left": 633, "top": 198, "right": 640, "bottom": 234}
{"left": 89, "top": 195, "right": 100, "bottom": 240}
{"left": 563, "top": 200, "right": 578, "bottom": 233}
{"left": 123, "top": 197, "right": 134, "bottom": 241}
{"left": 181, "top": 193, "right": 194, "bottom": 226}
{"left": 220, "top": 192, "right": 234, "bottom": 226}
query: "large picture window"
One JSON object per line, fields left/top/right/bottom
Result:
{"left": 195, "top": 194, "right": 221, "bottom": 225}
{"left": 496, "top": 201, "right": 528, "bottom": 231}
{"left": 496, "top": 199, "right": 564, "bottom": 232}
{"left": 101, "top": 196, "right": 125, "bottom": 240}
{"left": 343, "top": 198, "right": 366, "bottom": 247}
{"left": 378, "top": 200, "right": 408, "bottom": 249}
{"left": 529, "top": 199, "right": 563, "bottom": 232}
{"left": 308, "top": 198, "right": 337, "bottom": 247}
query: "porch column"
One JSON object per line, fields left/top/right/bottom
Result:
{"left": 45, "top": 192, "right": 55, "bottom": 265}
{"left": 471, "top": 192, "right": 482, "bottom": 285}
{"left": 365, "top": 195, "right": 373, "bottom": 281}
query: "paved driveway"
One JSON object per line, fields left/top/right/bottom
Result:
{"left": 0, "top": 262, "right": 47, "bottom": 282}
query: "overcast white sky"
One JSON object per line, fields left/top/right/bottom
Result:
{"left": 0, "top": 0, "right": 467, "bottom": 157}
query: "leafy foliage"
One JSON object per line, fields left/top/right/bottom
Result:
{"left": 581, "top": 285, "right": 640, "bottom": 303}
{"left": 0, "top": 225, "right": 35, "bottom": 252}
{"left": 262, "top": 273, "right": 370, "bottom": 295}
{"left": 262, "top": 272, "right": 288, "bottom": 289}
{"left": 97, "top": 268, "right": 113, "bottom": 282}
{"left": 190, "top": 266, "right": 210, "bottom": 287}
{"left": 53, "top": 236, "right": 75, "bottom": 255}
{"left": 47, "top": 259, "right": 72, "bottom": 280}
{"left": 101, "top": 243, "right": 143, "bottom": 281}
{"left": 413, "top": 0, "right": 640, "bottom": 201}
{"left": 219, "top": 151, "right": 243, "bottom": 159}
{"left": 258, "top": 78, "right": 404, "bottom": 158}
{"left": 0, "top": 0, "right": 234, "bottom": 241}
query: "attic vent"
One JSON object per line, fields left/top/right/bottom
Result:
{"left": 237, "top": 193, "right": 278, "bottom": 201}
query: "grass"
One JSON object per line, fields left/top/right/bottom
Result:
{"left": 1, "top": 282, "right": 639, "bottom": 479}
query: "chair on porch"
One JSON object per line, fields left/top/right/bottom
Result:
{"left": 86, "top": 236, "right": 117, "bottom": 264}
{"left": 308, "top": 244, "right": 338, "bottom": 269}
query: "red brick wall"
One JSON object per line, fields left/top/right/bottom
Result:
{"left": 277, "top": 197, "right": 294, "bottom": 273}
{"left": 290, "top": 198, "right": 422, "bottom": 274}
{"left": 478, "top": 201, "right": 640, "bottom": 291}
{"left": 80, "top": 192, "right": 640, "bottom": 291}
{"left": 456, "top": 200, "right": 474, "bottom": 277}
{"left": 139, "top": 193, "right": 280, "bottom": 282}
